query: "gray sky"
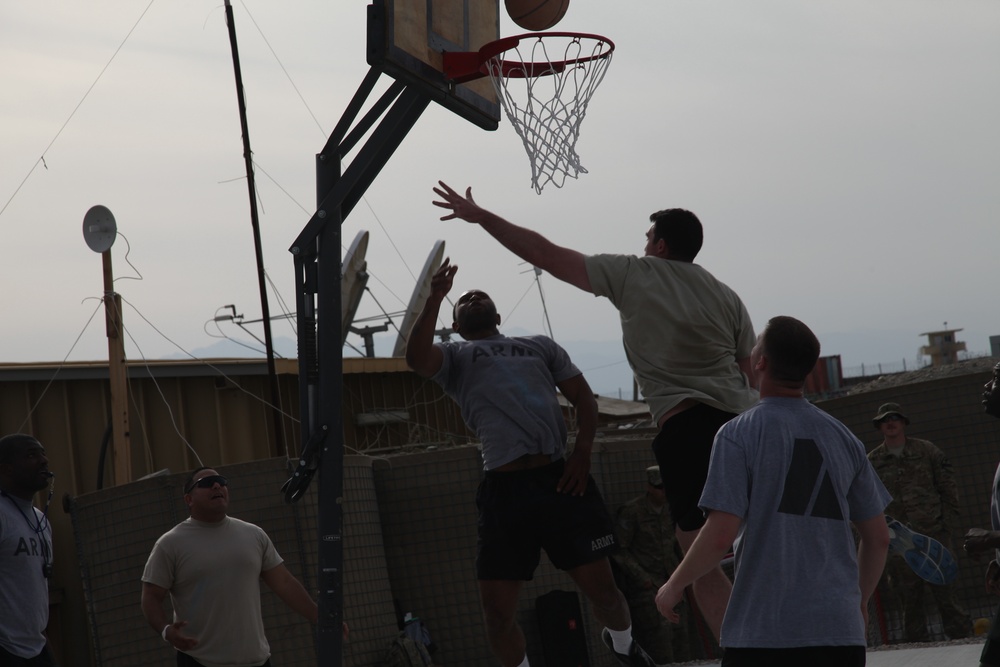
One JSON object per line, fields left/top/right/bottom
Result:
{"left": 2, "top": 1, "right": 998, "bottom": 392}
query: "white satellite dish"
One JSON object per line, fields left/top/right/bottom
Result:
{"left": 341, "top": 230, "right": 370, "bottom": 344}
{"left": 82, "top": 205, "right": 118, "bottom": 253}
{"left": 392, "top": 240, "right": 445, "bottom": 357}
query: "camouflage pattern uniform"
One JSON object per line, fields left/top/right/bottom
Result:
{"left": 868, "top": 436, "right": 970, "bottom": 641}
{"left": 612, "top": 483, "right": 691, "bottom": 663}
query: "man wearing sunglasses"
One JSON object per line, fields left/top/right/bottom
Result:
{"left": 140, "top": 467, "right": 318, "bottom": 667}
{"left": 867, "top": 403, "right": 970, "bottom": 642}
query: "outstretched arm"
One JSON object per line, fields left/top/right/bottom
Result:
{"left": 432, "top": 182, "right": 593, "bottom": 293}
{"left": 405, "top": 259, "right": 457, "bottom": 377}
{"left": 555, "top": 373, "right": 598, "bottom": 496}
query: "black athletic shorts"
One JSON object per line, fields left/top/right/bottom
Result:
{"left": 652, "top": 403, "right": 738, "bottom": 532}
{"left": 0, "top": 645, "right": 58, "bottom": 667}
{"left": 722, "top": 646, "right": 865, "bottom": 667}
{"left": 475, "top": 459, "right": 616, "bottom": 580}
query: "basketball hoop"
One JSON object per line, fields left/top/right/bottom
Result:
{"left": 444, "top": 32, "right": 614, "bottom": 194}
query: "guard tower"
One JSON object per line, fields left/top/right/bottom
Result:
{"left": 919, "top": 327, "right": 967, "bottom": 366}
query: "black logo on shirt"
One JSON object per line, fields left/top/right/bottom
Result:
{"left": 13, "top": 536, "right": 45, "bottom": 557}
{"left": 777, "top": 438, "right": 844, "bottom": 520}
{"left": 471, "top": 344, "right": 536, "bottom": 362}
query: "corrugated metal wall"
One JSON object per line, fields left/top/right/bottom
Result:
{"left": 65, "top": 439, "right": 680, "bottom": 667}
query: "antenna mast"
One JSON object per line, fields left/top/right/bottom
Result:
{"left": 528, "top": 265, "right": 555, "bottom": 340}
{"left": 223, "top": 0, "right": 286, "bottom": 458}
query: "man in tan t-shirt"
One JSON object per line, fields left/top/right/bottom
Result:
{"left": 140, "top": 467, "right": 318, "bottom": 667}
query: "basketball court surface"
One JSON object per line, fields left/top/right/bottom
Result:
{"left": 686, "top": 639, "right": 985, "bottom": 666}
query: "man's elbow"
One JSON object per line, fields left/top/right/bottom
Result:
{"left": 874, "top": 528, "right": 891, "bottom": 554}
{"left": 862, "top": 523, "right": 891, "bottom": 554}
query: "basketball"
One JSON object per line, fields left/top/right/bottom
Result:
{"left": 505, "top": 0, "right": 570, "bottom": 32}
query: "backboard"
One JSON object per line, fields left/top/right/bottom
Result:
{"left": 368, "top": 0, "right": 501, "bottom": 130}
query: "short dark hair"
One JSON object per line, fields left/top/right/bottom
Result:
{"left": 760, "top": 316, "right": 820, "bottom": 384}
{"left": 649, "top": 209, "right": 703, "bottom": 262}
{"left": 0, "top": 434, "right": 41, "bottom": 465}
{"left": 183, "top": 466, "right": 214, "bottom": 494}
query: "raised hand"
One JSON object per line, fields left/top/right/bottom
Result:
{"left": 430, "top": 257, "right": 458, "bottom": 302}
{"left": 432, "top": 181, "right": 487, "bottom": 223}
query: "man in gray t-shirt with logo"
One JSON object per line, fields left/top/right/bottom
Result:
{"left": 655, "top": 317, "right": 891, "bottom": 667}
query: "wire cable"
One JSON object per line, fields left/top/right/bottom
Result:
{"left": 503, "top": 280, "right": 536, "bottom": 327}
{"left": 117, "top": 314, "right": 204, "bottom": 468}
{"left": 0, "top": 0, "right": 157, "bottom": 221}
{"left": 121, "top": 295, "right": 299, "bottom": 424}
{"left": 238, "top": 0, "right": 326, "bottom": 136}
{"left": 17, "top": 300, "right": 105, "bottom": 432}
{"left": 112, "top": 232, "right": 144, "bottom": 284}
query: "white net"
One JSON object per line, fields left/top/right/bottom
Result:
{"left": 484, "top": 34, "right": 613, "bottom": 194}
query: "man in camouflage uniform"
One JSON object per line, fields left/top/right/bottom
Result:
{"left": 612, "top": 467, "right": 692, "bottom": 664}
{"left": 867, "top": 402, "right": 970, "bottom": 642}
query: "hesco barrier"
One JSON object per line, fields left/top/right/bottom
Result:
{"left": 64, "top": 364, "right": 1000, "bottom": 665}
{"left": 66, "top": 440, "right": 721, "bottom": 667}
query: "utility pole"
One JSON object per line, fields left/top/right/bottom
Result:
{"left": 84, "top": 205, "right": 131, "bottom": 485}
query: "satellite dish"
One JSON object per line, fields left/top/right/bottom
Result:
{"left": 392, "top": 240, "right": 445, "bottom": 357}
{"left": 341, "top": 230, "right": 370, "bottom": 344}
{"left": 82, "top": 205, "right": 118, "bottom": 253}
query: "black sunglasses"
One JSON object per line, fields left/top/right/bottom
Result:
{"left": 185, "top": 475, "right": 228, "bottom": 493}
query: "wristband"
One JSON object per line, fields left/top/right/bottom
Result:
{"left": 162, "top": 624, "right": 170, "bottom": 642}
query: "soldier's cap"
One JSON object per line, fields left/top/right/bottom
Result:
{"left": 872, "top": 402, "right": 909, "bottom": 429}
{"left": 646, "top": 466, "right": 662, "bottom": 487}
